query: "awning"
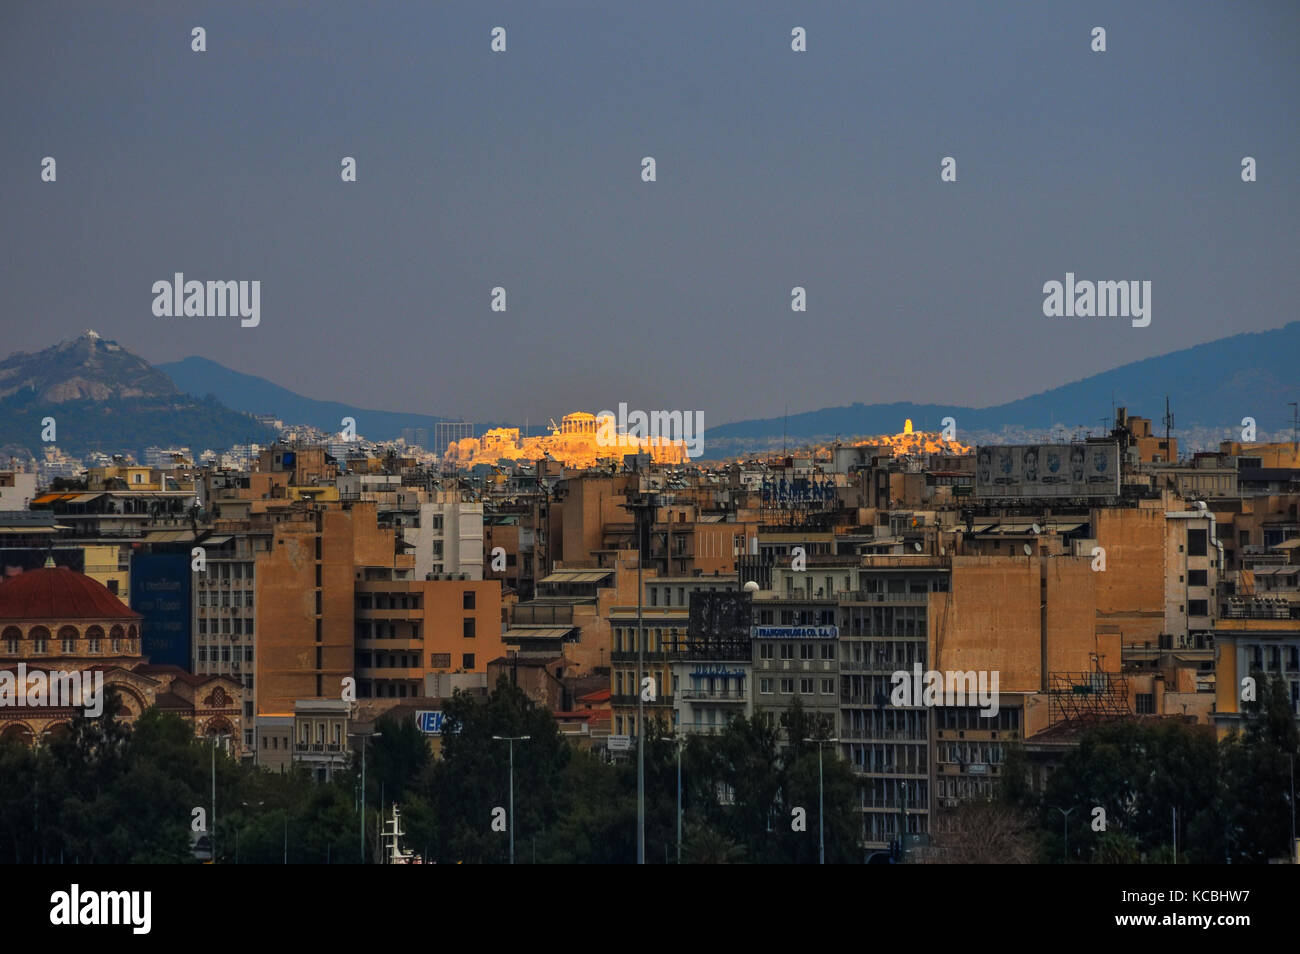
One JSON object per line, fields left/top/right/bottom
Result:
{"left": 540, "top": 570, "right": 612, "bottom": 584}
{"left": 503, "top": 627, "right": 578, "bottom": 642}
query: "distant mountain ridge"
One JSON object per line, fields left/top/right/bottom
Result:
{"left": 158, "top": 356, "right": 454, "bottom": 441}
{"left": 708, "top": 322, "right": 1300, "bottom": 444}
{"left": 0, "top": 331, "right": 276, "bottom": 460}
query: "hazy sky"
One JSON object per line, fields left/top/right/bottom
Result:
{"left": 3, "top": 1, "right": 1297, "bottom": 427}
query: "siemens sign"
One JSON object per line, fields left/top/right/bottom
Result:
{"left": 752, "top": 626, "right": 838, "bottom": 639}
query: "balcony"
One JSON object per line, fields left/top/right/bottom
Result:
{"left": 679, "top": 689, "right": 748, "bottom": 703}
{"left": 837, "top": 591, "right": 930, "bottom": 604}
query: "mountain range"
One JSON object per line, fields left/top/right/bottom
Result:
{"left": 706, "top": 322, "right": 1300, "bottom": 450}
{"left": 157, "top": 356, "right": 454, "bottom": 441}
{"left": 0, "top": 332, "right": 275, "bottom": 462}
{"left": 0, "top": 323, "right": 1294, "bottom": 463}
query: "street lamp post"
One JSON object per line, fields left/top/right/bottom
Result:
{"left": 348, "top": 729, "right": 381, "bottom": 863}
{"left": 209, "top": 733, "right": 229, "bottom": 863}
{"left": 1290, "top": 753, "right": 1297, "bottom": 862}
{"left": 804, "top": 737, "right": 839, "bottom": 865}
{"left": 239, "top": 800, "right": 263, "bottom": 865}
{"left": 660, "top": 736, "right": 684, "bottom": 863}
{"left": 624, "top": 489, "right": 659, "bottom": 866}
{"left": 1054, "top": 806, "right": 1076, "bottom": 863}
{"left": 493, "top": 735, "right": 531, "bottom": 864}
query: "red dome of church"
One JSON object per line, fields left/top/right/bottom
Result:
{"left": 0, "top": 566, "right": 140, "bottom": 621}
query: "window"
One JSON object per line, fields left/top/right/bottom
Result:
{"left": 820, "top": 644, "right": 835, "bottom": 659}
{"left": 779, "top": 643, "right": 795, "bottom": 660}
{"left": 759, "top": 643, "right": 774, "bottom": 659}
{"left": 822, "top": 679, "right": 834, "bottom": 694}
{"left": 1188, "top": 569, "right": 1208, "bottom": 586}
{"left": 800, "top": 678, "right": 814, "bottom": 694}
{"left": 799, "top": 644, "right": 815, "bottom": 659}
{"left": 1135, "top": 693, "right": 1155, "bottom": 715}
{"left": 463, "top": 617, "right": 476, "bottom": 638}
{"left": 462, "top": 653, "right": 475, "bottom": 669}
{"left": 1187, "top": 529, "right": 1208, "bottom": 557}
{"left": 1188, "top": 600, "right": 1208, "bottom": 617}
{"left": 463, "top": 590, "right": 476, "bottom": 610}
{"left": 780, "top": 678, "right": 794, "bottom": 693}
{"left": 760, "top": 678, "right": 773, "bottom": 694}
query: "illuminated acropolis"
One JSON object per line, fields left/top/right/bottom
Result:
{"left": 445, "top": 412, "right": 688, "bottom": 469}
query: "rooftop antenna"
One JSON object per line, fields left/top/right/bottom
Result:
{"left": 1163, "top": 396, "right": 1174, "bottom": 459}
{"left": 1289, "top": 402, "right": 1298, "bottom": 451}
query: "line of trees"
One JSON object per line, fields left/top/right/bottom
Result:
{"left": 935, "top": 672, "right": 1298, "bottom": 864}
{"left": 1, "top": 672, "right": 1293, "bottom": 863}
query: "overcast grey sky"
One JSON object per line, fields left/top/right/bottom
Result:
{"left": 3, "top": 1, "right": 1297, "bottom": 426}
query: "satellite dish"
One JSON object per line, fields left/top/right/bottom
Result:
{"left": 743, "top": 581, "right": 759, "bottom": 593}
{"left": 1031, "top": 523, "right": 1041, "bottom": 534}
{"left": 1023, "top": 543, "right": 1032, "bottom": 556}
{"left": 914, "top": 542, "right": 922, "bottom": 552}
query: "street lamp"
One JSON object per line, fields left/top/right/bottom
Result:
{"left": 1290, "top": 753, "right": 1297, "bottom": 863}
{"left": 209, "top": 732, "right": 230, "bottom": 863}
{"left": 239, "top": 800, "right": 264, "bottom": 865}
{"left": 1053, "top": 806, "right": 1076, "bottom": 863}
{"left": 660, "top": 735, "right": 685, "bottom": 863}
{"left": 803, "top": 737, "right": 839, "bottom": 864}
{"left": 623, "top": 488, "right": 661, "bottom": 865}
{"left": 493, "top": 735, "right": 531, "bottom": 864}
{"left": 348, "top": 729, "right": 381, "bottom": 863}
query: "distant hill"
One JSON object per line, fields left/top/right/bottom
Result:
{"left": 158, "top": 356, "right": 452, "bottom": 441}
{"left": 0, "top": 332, "right": 276, "bottom": 460}
{"left": 708, "top": 322, "right": 1300, "bottom": 447}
